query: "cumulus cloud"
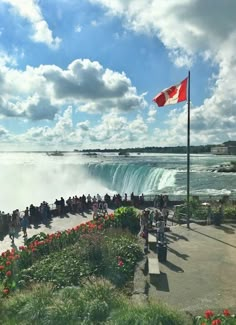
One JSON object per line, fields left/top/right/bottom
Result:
{"left": 77, "top": 120, "right": 90, "bottom": 131}
{"left": 2, "top": 0, "right": 61, "bottom": 48}
{"left": 147, "top": 105, "right": 157, "bottom": 123}
{"left": 21, "top": 106, "right": 75, "bottom": 146}
{"left": 0, "top": 58, "right": 146, "bottom": 122}
{"left": 89, "top": 0, "right": 236, "bottom": 144}
{"left": 0, "top": 126, "right": 8, "bottom": 137}
{"left": 87, "top": 111, "right": 148, "bottom": 146}
{"left": 40, "top": 59, "right": 147, "bottom": 112}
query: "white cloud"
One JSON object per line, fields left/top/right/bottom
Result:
{"left": 147, "top": 105, "right": 157, "bottom": 123}
{"left": 77, "top": 120, "right": 90, "bottom": 131}
{"left": 89, "top": 0, "right": 236, "bottom": 145}
{"left": 75, "top": 24, "right": 82, "bottom": 33}
{"left": 0, "top": 58, "right": 146, "bottom": 121}
{"left": 20, "top": 107, "right": 75, "bottom": 147}
{"left": 91, "top": 20, "right": 98, "bottom": 26}
{"left": 3, "top": 0, "right": 61, "bottom": 48}
{"left": 0, "top": 125, "right": 8, "bottom": 137}
{"left": 0, "top": 50, "right": 17, "bottom": 67}
{"left": 0, "top": 108, "right": 149, "bottom": 149}
{"left": 87, "top": 111, "right": 148, "bottom": 146}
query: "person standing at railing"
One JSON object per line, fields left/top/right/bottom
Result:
{"left": 21, "top": 214, "right": 29, "bottom": 237}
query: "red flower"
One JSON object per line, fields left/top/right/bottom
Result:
{"left": 223, "top": 309, "right": 230, "bottom": 317}
{"left": 201, "top": 323, "right": 206, "bottom": 325}
{"left": 6, "top": 270, "right": 12, "bottom": 277}
{"left": 19, "top": 246, "right": 26, "bottom": 250}
{"left": 212, "top": 319, "right": 221, "bottom": 325}
{"left": 31, "top": 248, "right": 36, "bottom": 252}
{"left": 118, "top": 260, "right": 124, "bottom": 267}
{"left": 3, "top": 288, "right": 9, "bottom": 295}
{"left": 0, "top": 265, "right": 4, "bottom": 271}
{"left": 205, "top": 310, "right": 214, "bottom": 319}
{"left": 6, "top": 261, "right": 11, "bottom": 266}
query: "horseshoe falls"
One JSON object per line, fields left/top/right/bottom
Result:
{"left": 0, "top": 151, "right": 236, "bottom": 213}
{"left": 86, "top": 163, "right": 177, "bottom": 195}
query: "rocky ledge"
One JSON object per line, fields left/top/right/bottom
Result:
{"left": 211, "top": 162, "right": 236, "bottom": 173}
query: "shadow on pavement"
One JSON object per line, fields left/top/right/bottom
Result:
{"left": 167, "top": 246, "right": 189, "bottom": 260}
{"left": 161, "top": 260, "right": 184, "bottom": 273}
{"left": 150, "top": 272, "right": 170, "bottom": 292}
{"left": 214, "top": 225, "right": 235, "bottom": 234}
{"left": 191, "top": 228, "right": 236, "bottom": 249}
{"left": 169, "top": 232, "right": 189, "bottom": 241}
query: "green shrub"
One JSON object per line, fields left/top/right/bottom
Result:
{"left": 86, "top": 298, "right": 110, "bottom": 322}
{"left": 114, "top": 207, "right": 139, "bottom": 233}
{"left": 223, "top": 206, "right": 236, "bottom": 220}
{"left": 18, "top": 228, "right": 143, "bottom": 289}
{"left": 111, "top": 302, "right": 191, "bottom": 325}
{"left": 2, "top": 284, "right": 54, "bottom": 325}
{"left": 19, "top": 244, "right": 91, "bottom": 289}
{"left": 0, "top": 282, "right": 190, "bottom": 325}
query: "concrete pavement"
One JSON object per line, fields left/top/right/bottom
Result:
{"left": 0, "top": 211, "right": 94, "bottom": 254}
{"left": 147, "top": 223, "right": 236, "bottom": 314}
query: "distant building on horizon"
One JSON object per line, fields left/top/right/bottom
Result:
{"left": 211, "top": 141, "right": 236, "bottom": 155}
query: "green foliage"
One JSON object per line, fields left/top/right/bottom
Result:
{"left": 19, "top": 244, "right": 90, "bottom": 289}
{"left": 0, "top": 282, "right": 190, "bottom": 325}
{"left": 18, "top": 228, "right": 143, "bottom": 289}
{"left": 24, "top": 232, "right": 47, "bottom": 246}
{"left": 193, "top": 309, "right": 236, "bottom": 325}
{"left": 109, "top": 302, "right": 191, "bottom": 325}
{"left": 114, "top": 206, "right": 139, "bottom": 233}
{"left": 223, "top": 206, "right": 236, "bottom": 220}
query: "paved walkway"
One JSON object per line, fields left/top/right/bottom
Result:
{"left": 147, "top": 223, "right": 236, "bottom": 314}
{"left": 0, "top": 211, "right": 95, "bottom": 254}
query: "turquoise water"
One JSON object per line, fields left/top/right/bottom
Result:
{"left": 0, "top": 152, "right": 235, "bottom": 212}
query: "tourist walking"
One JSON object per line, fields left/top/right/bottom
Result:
{"left": 9, "top": 219, "right": 16, "bottom": 243}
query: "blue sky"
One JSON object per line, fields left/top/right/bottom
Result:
{"left": 0, "top": 0, "right": 235, "bottom": 150}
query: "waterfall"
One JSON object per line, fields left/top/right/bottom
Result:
{"left": 86, "top": 162, "right": 177, "bottom": 195}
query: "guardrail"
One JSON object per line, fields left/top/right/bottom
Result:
{"left": 1, "top": 193, "right": 235, "bottom": 239}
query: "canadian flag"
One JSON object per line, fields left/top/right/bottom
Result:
{"left": 153, "top": 77, "right": 188, "bottom": 107}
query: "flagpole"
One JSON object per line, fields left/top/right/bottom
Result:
{"left": 187, "top": 70, "right": 191, "bottom": 229}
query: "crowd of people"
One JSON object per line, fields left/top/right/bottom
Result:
{"left": 139, "top": 195, "right": 169, "bottom": 245}
{"left": 6, "top": 192, "right": 162, "bottom": 243}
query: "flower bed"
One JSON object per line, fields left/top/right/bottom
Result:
{"left": 0, "top": 208, "right": 140, "bottom": 295}
{"left": 194, "top": 309, "right": 236, "bottom": 325}
{"left": 18, "top": 229, "right": 142, "bottom": 289}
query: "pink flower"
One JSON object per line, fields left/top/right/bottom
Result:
{"left": 6, "top": 270, "right": 12, "bottom": 277}
{"left": 223, "top": 309, "right": 230, "bottom": 317}
{"left": 205, "top": 310, "right": 214, "bottom": 319}
{"left": 118, "top": 260, "right": 124, "bottom": 267}
{"left": 212, "top": 319, "right": 221, "bottom": 325}
{"left": 0, "top": 265, "right": 4, "bottom": 271}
